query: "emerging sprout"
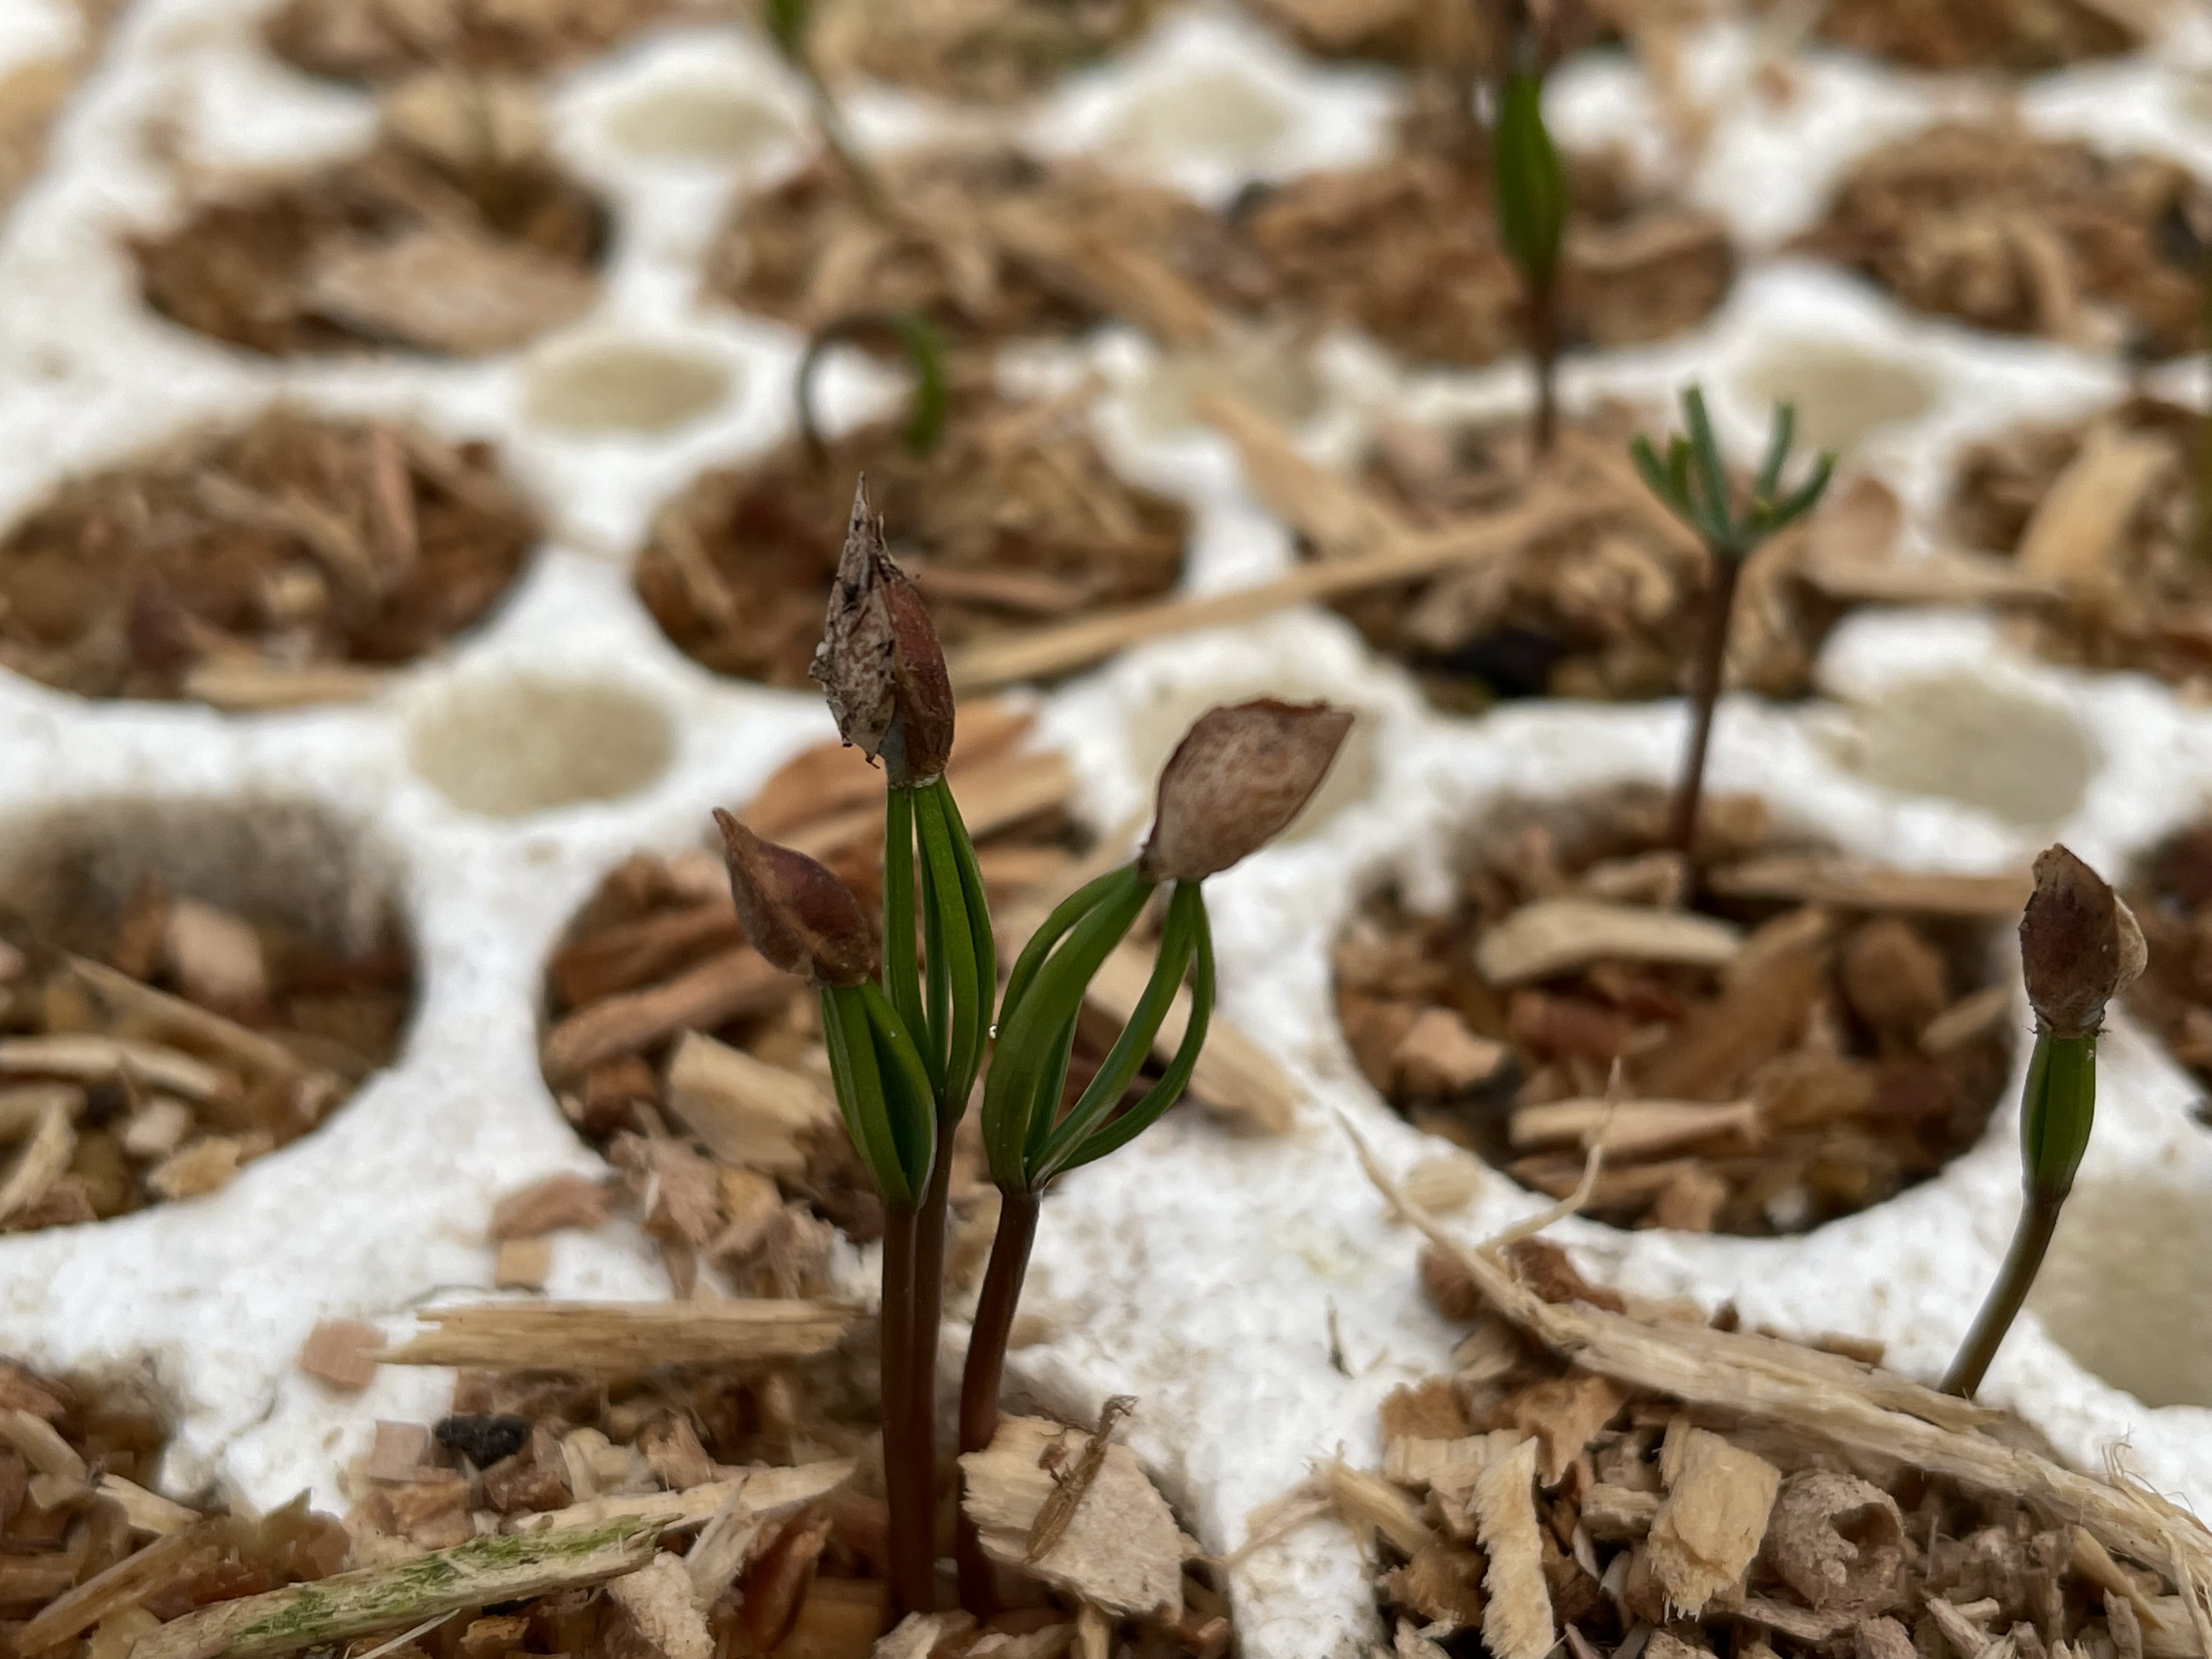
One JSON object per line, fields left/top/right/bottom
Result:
{"left": 1631, "top": 386, "right": 1835, "bottom": 853}
{"left": 760, "top": 0, "right": 884, "bottom": 212}
{"left": 794, "top": 312, "right": 950, "bottom": 467}
{"left": 1492, "top": 66, "right": 1568, "bottom": 455}
{"left": 724, "top": 492, "right": 1355, "bottom": 1621}
{"left": 1942, "top": 845, "right": 2144, "bottom": 1398}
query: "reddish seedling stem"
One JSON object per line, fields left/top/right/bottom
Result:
{"left": 956, "top": 1185, "right": 1042, "bottom": 1611}
{"left": 904, "top": 1125, "right": 958, "bottom": 1601}
{"left": 1668, "top": 552, "right": 1743, "bottom": 854}
{"left": 879, "top": 1204, "right": 934, "bottom": 1620}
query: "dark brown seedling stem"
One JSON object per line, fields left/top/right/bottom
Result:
{"left": 956, "top": 1185, "right": 1042, "bottom": 1611}
{"left": 1668, "top": 553, "right": 1743, "bottom": 854}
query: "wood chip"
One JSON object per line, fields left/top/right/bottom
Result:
{"left": 15, "top": 1521, "right": 212, "bottom": 1653}
{"left": 366, "top": 1420, "right": 432, "bottom": 1483}
{"left": 1508, "top": 1370, "right": 1630, "bottom": 1485}
{"left": 0, "top": 1032, "right": 233, "bottom": 1103}
{"left": 182, "top": 659, "right": 396, "bottom": 709}
{"left": 1706, "top": 856, "right": 2030, "bottom": 918}
{"left": 132, "top": 1513, "right": 678, "bottom": 1659}
{"left": 514, "top": 1460, "right": 853, "bottom": 1537}
{"left": 99, "top": 1472, "right": 200, "bottom": 1536}
{"left": 495, "top": 1237, "right": 552, "bottom": 1291}
{"left": 1393, "top": 1008, "right": 1509, "bottom": 1095}
{"left": 946, "top": 490, "right": 1590, "bottom": 693}
{"left": 490, "top": 1172, "right": 610, "bottom": 1239}
{"left": 299, "top": 1319, "right": 383, "bottom": 1391}
{"left": 1583, "top": 1483, "right": 1662, "bottom": 1540}
{"left": 379, "top": 1300, "right": 859, "bottom": 1369}
{"left": 0, "top": 1407, "right": 87, "bottom": 1508}
{"left": 1474, "top": 1435, "right": 1553, "bottom": 1659}
{"left": 1510, "top": 1098, "right": 1762, "bottom": 1160}
{"left": 1475, "top": 899, "right": 1742, "bottom": 987}
{"left": 2013, "top": 422, "right": 2173, "bottom": 595}
{"left": 607, "top": 1554, "right": 714, "bottom": 1659}
{"left": 1922, "top": 985, "right": 2016, "bottom": 1056}
{"left": 664, "top": 1030, "right": 836, "bottom": 1176}
{"left": 163, "top": 898, "right": 269, "bottom": 1011}
{"left": 541, "top": 946, "right": 788, "bottom": 1080}
{"left": 0, "top": 1097, "right": 74, "bottom": 1224}
{"left": 306, "top": 223, "right": 599, "bottom": 355}
{"left": 145, "top": 1135, "right": 246, "bottom": 1201}
{"left": 1768, "top": 1469, "right": 1906, "bottom": 1611}
{"left": 1646, "top": 1423, "right": 1782, "bottom": 1616}
{"left": 961, "top": 1414, "right": 1185, "bottom": 1620}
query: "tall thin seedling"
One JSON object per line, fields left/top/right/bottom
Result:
{"left": 1492, "top": 43, "right": 1567, "bottom": 455}
{"left": 1630, "top": 386, "right": 1834, "bottom": 853}
{"left": 764, "top": 0, "right": 888, "bottom": 214}
{"left": 716, "top": 486, "right": 1353, "bottom": 1620}
{"left": 1943, "top": 846, "right": 2143, "bottom": 1398}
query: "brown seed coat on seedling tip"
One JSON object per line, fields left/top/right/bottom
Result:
{"left": 712, "top": 811, "right": 876, "bottom": 988}
{"left": 2019, "top": 844, "right": 2146, "bottom": 1037}
{"left": 810, "top": 480, "right": 955, "bottom": 787}
{"left": 1137, "top": 699, "right": 1356, "bottom": 883}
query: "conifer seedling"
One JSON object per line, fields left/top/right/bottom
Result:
{"left": 1492, "top": 60, "right": 1567, "bottom": 455}
{"left": 715, "top": 483, "right": 1353, "bottom": 1620}
{"left": 764, "top": 0, "right": 887, "bottom": 213}
{"left": 794, "top": 311, "right": 950, "bottom": 467}
{"left": 1630, "top": 386, "right": 1835, "bottom": 853}
{"left": 1942, "top": 846, "right": 2144, "bottom": 1398}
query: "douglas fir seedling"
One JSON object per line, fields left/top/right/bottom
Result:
{"left": 764, "top": 0, "right": 887, "bottom": 213}
{"left": 1942, "top": 845, "right": 2144, "bottom": 1398}
{"left": 715, "top": 484, "right": 1352, "bottom": 1621}
{"left": 793, "top": 311, "right": 950, "bottom": 468}
{"left": 1492, "top": 44, "right": 1567, "bottom": 455}
{"left": 1631, "top": 386, "right": 1834, "bottom": 853}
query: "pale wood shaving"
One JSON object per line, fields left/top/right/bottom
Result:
{"left": 512, "top": 1461, "right": 854, "bottom": 1537}
{"left": 1474, "top": 898, "right": 1742, "bottom": 986}
{"left": 15, "top": 1522, "right": 212, "bottom": 1653}
{"left": 1475, "top": 1436, "right": 1553, "bottom": 1659}
{"left": 0, "top": 1407, "right": 87, "bottom": 1507}
{"left": 961, "top": 1414, "right": 1185, "bottom": 1620}
{"left": 380, "top": 1300, "right": 857, "bottom": 1369}
{"left": 1342, "top": 1117, "right": 2212, "bottom": 1593}
{"left": 490, "top": 1171, "right": 610, "bottom": 1240}
{"left": 606, "top": 1554, "right": 713, "bottom": 1659}
{"left": 0, "top": 1098, "right": 74, "bottom": 1223}
{"left": 1705, "top": 857, "right": 2031, "bottom": 919}
{"left": 663, "top": 1030, "right": 836, "bottom": 1176}
{"left": 98, "top": 1472, "right": 200, "bottom": 1536}
{"left": 1646, "top": 1424, "right": 1781, "bottom": 1616}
